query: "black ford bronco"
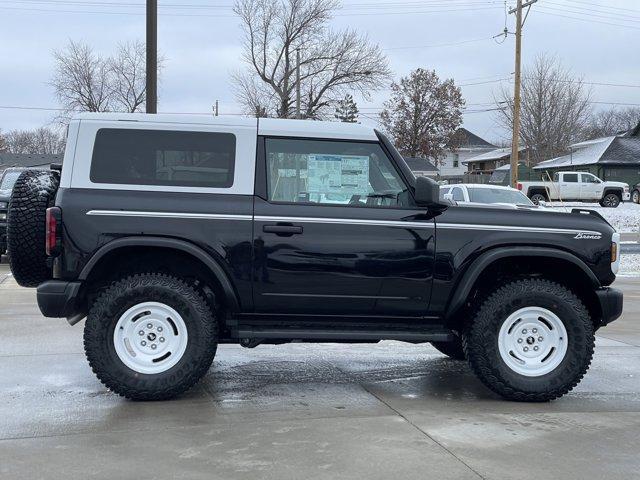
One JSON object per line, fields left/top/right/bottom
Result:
{"left": 6, "top": 113, "right": 623, "bottom": 402}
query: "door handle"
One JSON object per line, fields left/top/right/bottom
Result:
{"left": 263, "top": 224, "right": 303, "bottom": 236}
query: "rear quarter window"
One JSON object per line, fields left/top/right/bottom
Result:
{"left": 90, "top": 128, "right": 236, "bottom": 188}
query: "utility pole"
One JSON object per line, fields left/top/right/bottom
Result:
{"left": 508, "top": 0, "right": 537, "bottom": 187}
{"left": 215, "top": 100, "right": 219, "bottom": 117}
{"left": 295, "top": 48, "right": 301, "bottom": 119}
{"left": 146, "top": 0, "right": 158, "bottom": 114}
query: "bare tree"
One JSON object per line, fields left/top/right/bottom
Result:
{"left": 0, "top": 130, "right": 7, "bottom": 152}
{"left": 496, "top": 55, "right": 592, "bottom": 163}
{"left": 583, "top": 106, "right": 640, "bottom": 139}
{"left": 4, "top": 127, "right": 66, "bottom": 154}
{"left": 233, "top": 0, "right": 389, "bottom": 119}
{"left": 108, "top": 40, "right": 148, "bottom": 113}
{"left": 380, "top": 68, "right": 464, "bottom": 162}
{"left": 52, "top": 40, "right": 113, "bottom": 118}
{"left": 51, "top": 39, "right": 160, "bottom": 120}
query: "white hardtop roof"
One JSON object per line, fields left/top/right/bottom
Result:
{"left": 73, "top": 112, "right": 379, "bottom": 141}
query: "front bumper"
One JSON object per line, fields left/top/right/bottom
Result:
{"left": 37, "top": 280, "right": 85, "bottom": 323}
{"left": 623, "top": 192, "right": 631, "bottom": 201}
{"left": 596, "top": 287, "right": 623, "bottom": 326}
{"left": 0, "top": 221, "right": 6, "bottom": 253}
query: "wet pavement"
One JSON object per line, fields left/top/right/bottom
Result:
{"left": 1, "top": 263, "right": 639, "bottom": 479}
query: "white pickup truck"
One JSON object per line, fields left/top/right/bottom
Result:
{"left": 518, "top": 171, "right": 630, "bottom": 208}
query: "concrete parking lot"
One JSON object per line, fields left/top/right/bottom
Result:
{"left": 1, "top": 263, "right": 639, "bottom": 480}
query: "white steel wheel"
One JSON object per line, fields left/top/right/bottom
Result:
{"left": 113, "top": 302, "right": 189, "bottom": 375}
{"left": 498, "top": 307, "right": 568, "bottom": 377}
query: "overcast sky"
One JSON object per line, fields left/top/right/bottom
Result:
{"left": 0, "top": 0, "right": 638, "bottom": 143}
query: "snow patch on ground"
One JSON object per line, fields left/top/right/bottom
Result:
{"left": 544, "top": 202, "right": 640, "bottom": 233}
{"left": 619, "top": 254, "right": 640, "bottom": 277}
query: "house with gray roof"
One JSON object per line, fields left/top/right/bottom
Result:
{"left": 439, "top": 128, "right": 496, "bottom": 179}
{"left": 534, "top": 123, "right": 640, "bottom": 186}
{"left": 404, "top": 157, "right": 438, "bottom": 178}
{"left": 0, "top": 153, "right": 62, "bottom": 175}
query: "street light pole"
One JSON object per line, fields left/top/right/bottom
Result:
{"left": 146, "top": 0, "right": 157, "bottom": 114}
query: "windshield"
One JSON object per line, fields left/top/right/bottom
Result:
{"left": 0, "top": 170, "right": 23, "bottom": 191}
{"left": 467, "top": 187, "right": 533, "bottom": 206}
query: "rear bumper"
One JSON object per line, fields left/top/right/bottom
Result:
{"left": 37, "top": 280, "right": 84, "bottom": 321}
{"left": 596, "top": 287, "right": 623, "bottom": 326}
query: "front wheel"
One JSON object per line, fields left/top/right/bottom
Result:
{"left": 464, "top": 279, "right": 594, "bottom": 402}
{"left": 600, "top": 193, "right": 621, "bottom": 208}
{"left": 84, "top": 273, "right": 218, "bottom": 400}
{"left": 632, "top": 189, "right": 639, "bottom": 204}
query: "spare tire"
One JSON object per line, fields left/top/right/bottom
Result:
{"left": 7, "top": 169, "right": 60, "bottom": 287}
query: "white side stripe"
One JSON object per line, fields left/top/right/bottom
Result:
{"left": 85, "top": 210, "right": 601, "bottom": 236}
{"left": 86, "top": 210, "right": 252, "bottom": 221}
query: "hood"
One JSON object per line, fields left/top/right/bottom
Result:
{"left": 605, "top": 181, "right": 629, "bottom": 188}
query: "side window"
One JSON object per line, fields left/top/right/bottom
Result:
{"left": 563, "top": 173, "right": 579, "bottom": 183}
{"left": 90, "top": 128, "right": 236, "bottom": 188}
{"left": 439, "top": 187, "right": 450, "bottom": 201}
{"left": 264, "top": 138, "right": 408, "bottom": 207}
{"left": 581, "top": 173, "right": 600, "bottom": 184}
{"left": 451, "top": 187, "right": 465, "bottom": 201}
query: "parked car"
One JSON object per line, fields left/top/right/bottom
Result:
{"left": 518, "top": 171, "right": 630, "bottom": 207}
{"left": 6, "top": 112, "right": 623, "bottom": 402}
{"left": 440, "top": 184, "right": 537, "bottom": 208}
{"left": 632, "top": 182, "right": 639, "bottom": 204}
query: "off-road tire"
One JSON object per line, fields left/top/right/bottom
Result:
{"left": 84, "top": 273, "right": 218, "bottom": 400}
{"left": 600, "top": 192, "right": 621, "bottom": 208}
{"left": 7, "top": 169, "right": 59, "bottom": 287}
{"left": 431, "top": 337, "right": 466, "bottom": 360}
{"left": 463, "top": 279, "right": 594, "bottom": 402}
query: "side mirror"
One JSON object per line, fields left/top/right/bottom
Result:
{"left": 443, "top": 192, "right": 454, "bottom": 202}
{"left": 414, "top": 176, "right": 448, "bottom": 211}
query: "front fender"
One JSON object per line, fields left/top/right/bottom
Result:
{"left": 444, "top": 246, "right": 601, "bottom": 319}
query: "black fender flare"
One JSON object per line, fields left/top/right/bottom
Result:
{"left": 79, "top": 236, "right": 240, "bottom": 312}
{"left": 602, "top": 188, "right": 623, "bottom": 198}
{"left": 444, "top": 246, "right": 601, "bottom": 319}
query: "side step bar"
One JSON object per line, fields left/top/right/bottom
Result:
{"left": 236, "top": 327, "right": 455, "bottom": 343}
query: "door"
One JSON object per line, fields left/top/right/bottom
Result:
{"left": 559, "top": 173, "right": 580, "bottom": 200}
{"left": 580, "top": 173, "right": 604, "bottom": 200}
{"left": 252, "top": 137, "right": 436, "bottom": 318}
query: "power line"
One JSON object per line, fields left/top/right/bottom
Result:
{"left": 535, "top": 8, "right": 640, "bottom": 30}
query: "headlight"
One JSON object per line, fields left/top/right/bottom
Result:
{"left": 0, "top": 213, "right": 6, "bottom": 221}
{"left": 0, "top": 202, "right": 7, "bottom": 209}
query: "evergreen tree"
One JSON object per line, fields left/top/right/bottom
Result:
{"left": 334, "top": 94, "right": 359, "bottom": 123}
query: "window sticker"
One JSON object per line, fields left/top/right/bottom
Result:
{"left": 307, "top": 154, "right": 370, "bottom": 197}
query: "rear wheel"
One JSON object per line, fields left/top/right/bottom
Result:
{"left": 530, "top": 193, "right": 547, "bottom": 205}
{"left": 84, "top": 273, "right": 218, "bottom": 400}
{"left": 600, "top": 193, "right": 620, "bottom": 208}
{"left": 431, "top": 337, "right": 466, "bottom": 360}
{"left": 632, "top": 189, "right": 639, "bottom": 204}
{"left": 464, "top": 279, "right": 594, "bottom": 402}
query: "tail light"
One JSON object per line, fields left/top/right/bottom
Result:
{"left": 46, "top": 207, "right": 62, "bottom": 257}
{"left": 516, "top": 182, "right": 523, "bottom": 190}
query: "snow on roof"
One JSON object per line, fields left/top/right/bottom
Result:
{"left": 463, "top": 146, "right": 526, "bottom": 164}
{"left": 534, "top": 136, "right": 616, "bottom": 170}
